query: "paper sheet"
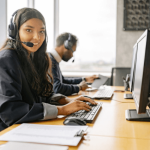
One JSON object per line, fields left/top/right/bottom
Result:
{"left": 0, "top": 142, "right": 68, "bottom": 150}
{"left": 0, "top": 123, "right": 88, "bottom": 146}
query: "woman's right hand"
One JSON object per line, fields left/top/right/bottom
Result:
{"left": 56, "top": 96, "right": 97, "bottom": 115}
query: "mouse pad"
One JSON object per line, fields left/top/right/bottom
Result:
{"left": 92, "top": 74, "right": 109, "bottom": 88}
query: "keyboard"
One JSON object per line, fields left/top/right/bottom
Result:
{"left": 92, "top": 89, "right": 114, "bottom": 99}
{"left": 66, "top": 102, "right": 102, "bottom": 123}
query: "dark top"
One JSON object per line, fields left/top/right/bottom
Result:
{"left": 0, "top": 49, "right": 60, "bottom": 131}
{"left": 49, "top": 53, "right": 82, "bottom": 96}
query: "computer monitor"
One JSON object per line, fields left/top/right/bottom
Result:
{"left": 124, "top": 43, "right": 138, "bottom": 99}
{"left": 129, "top": 43, "right": 138, "bottom": 92}
{"left": 126, "top": 29, "right": 150, "bottom": 121}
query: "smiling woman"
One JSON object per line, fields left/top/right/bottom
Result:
{"left": 0, "top": 8, "right": 97, "bottom": 131}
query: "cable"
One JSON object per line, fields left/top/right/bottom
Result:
{"left": 111, "top": 99, "right": 134, "bottom": 103}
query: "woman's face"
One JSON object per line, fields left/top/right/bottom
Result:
{"left": 19, "top": 18, "right": 45, "bottom": 54}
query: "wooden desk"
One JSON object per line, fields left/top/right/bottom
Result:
{"left": 0, "top": 86, "right": 150, "bottom": 150}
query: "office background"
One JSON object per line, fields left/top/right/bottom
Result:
{"left": 0, "top": 0, "right": 144, "bottom": 74}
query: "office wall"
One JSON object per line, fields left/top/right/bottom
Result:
{"left": 0, "top": 0, "right": 7, "bottom": 48}
{"left": 116, "top": 0, "right": 143, "bottom": 67}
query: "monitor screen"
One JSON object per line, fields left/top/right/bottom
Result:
{"left": 129, "top": 43, "right": 138, "bottom": 92}
{"left": 133, "top": 29, "right": 150, "bottom": 114}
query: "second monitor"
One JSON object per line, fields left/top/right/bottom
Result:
{"left": 126, "top": 29, "right": 150, "bottom": 121}
{"left": 124, "top": 43, "right": 138, "bottom": 99}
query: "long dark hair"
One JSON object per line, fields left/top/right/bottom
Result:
{"left": 0, "top": 8, "right": 53, "bottom": 97}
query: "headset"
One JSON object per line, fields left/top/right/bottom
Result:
{"left": 64, "top": 34, "right": 74, "bottom": 53}
{"left": 64, "top": 34, "right": 75, "bottom": 62}
{"left": 8, "top": 10, "right": 34, "bottom": 47}
{"left": 8, "top": 10, "right": 18, "bottom": 39}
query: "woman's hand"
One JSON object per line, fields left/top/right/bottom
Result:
{"left": 58, "top": 97, "right": 73, "bottom": 105}
{"left": 57, "top": 96, "right": 97, "bottom": 115}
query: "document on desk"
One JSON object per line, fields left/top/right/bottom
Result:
{"left": 0, "top": 142, "right": 68, "bottom": 150}
{"left": 0, "top": 123, "right": 88, "bottom": 146}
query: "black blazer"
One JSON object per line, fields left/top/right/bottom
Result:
{"left": 49, "top": 53, "right": 82, "bottom": 96}
{"left": 0, "top": 50, "right": 55, "bottom": 131}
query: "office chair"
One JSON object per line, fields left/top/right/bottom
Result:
{"left": 110, "top": 67, "right": 131, "bottom": 86}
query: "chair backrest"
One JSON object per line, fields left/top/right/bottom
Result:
{"left": 110, "top": 67, "right": 131, "bottom": 86}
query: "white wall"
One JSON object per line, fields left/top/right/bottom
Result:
{"left": 0, "top": 0, "right": 7, "bottom": 48}
{"left": 116, "top": 0, "right": 143, "bottom": 67}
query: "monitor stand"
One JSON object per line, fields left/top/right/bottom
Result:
{"left": 124, "top": 93, "right": 133, "bottom": 99}
{"left": 125, "top": 109, "right": 150, "bottom": 121}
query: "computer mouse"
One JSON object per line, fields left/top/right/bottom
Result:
{"left": 63, "top": 117, "right": 87, "bottom": 126}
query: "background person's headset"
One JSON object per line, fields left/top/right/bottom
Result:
{"left": 64, "top": 34, "right": 74, "bottom": 53}
{"left": 64, "top": 34, "right": 75, "bottom": 62}
{"left": 8, "top": 10, "right": 34, "bottom": 47}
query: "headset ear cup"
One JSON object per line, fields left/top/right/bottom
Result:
{"left": 8, "top": 23, "right": 16, "bottom": 39}
{"left": 64, "top": 40, "right": 73, "bottom": 50}
{"left": 68, "top": 42, "right": 73, "bottom": 50}
{"left": 64, "top": 41, "right": 69, "bottom": 49}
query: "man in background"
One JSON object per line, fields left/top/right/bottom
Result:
{"left": 49, "top": 32, "right": 98, "bottom": 96}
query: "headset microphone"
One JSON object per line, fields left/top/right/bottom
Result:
{"left": 22, "top": 42, "right": 34, "bottom": 47}
{"left": 11, "top": 39, "right": 34, "bottom": 47}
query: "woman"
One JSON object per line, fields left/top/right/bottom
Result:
{"left": 0, "top": 8, "right": 96, "bottom": 131}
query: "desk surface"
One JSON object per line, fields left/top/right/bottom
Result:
{"left": 0, "top": 86, "right": 150, "bottom": 150}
